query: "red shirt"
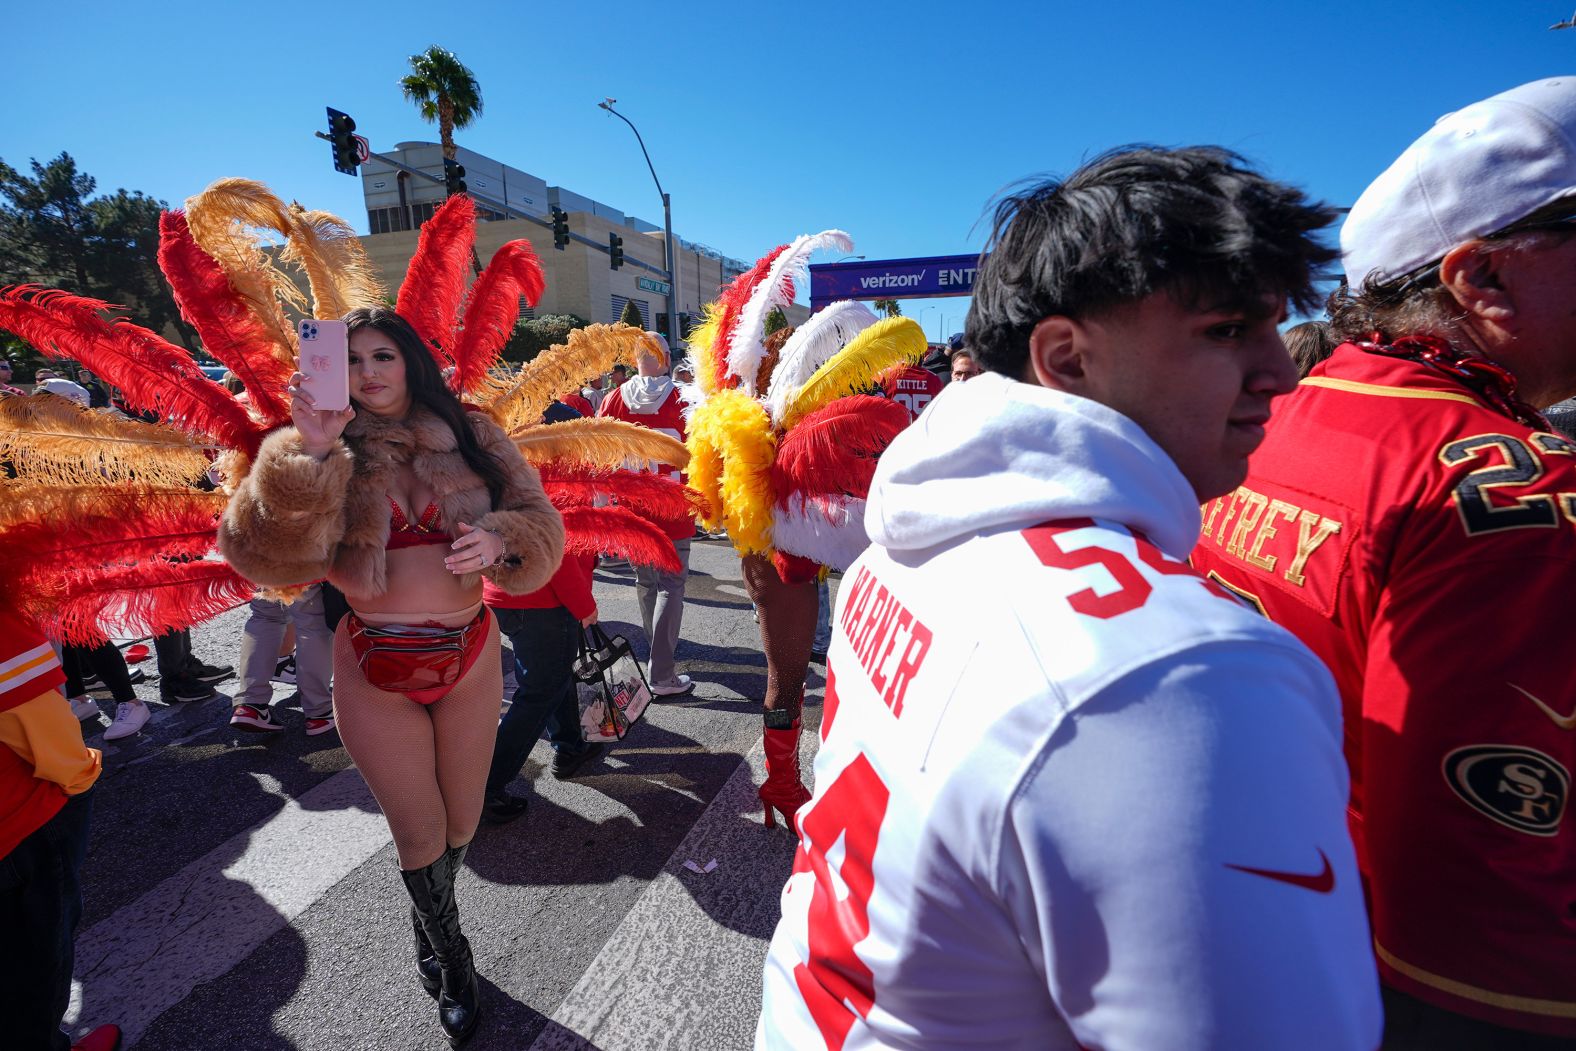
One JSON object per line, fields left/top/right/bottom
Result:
{"left": 0, "top": 611, "right": 69, "bottom": 859}
{"left": 1190, "top": 342, "right": 1576, "bottom": 1037}
{"left": 880, "top": 365, "right": 944, "bottom": 422}
{"left": 560, "top": 393, "right": 594, "bottom": 418}
{"left": 483, "top": 552, "right": 595, "bottom": 621}
{"left": 598, "top": 379, "right": 693, "bottom": 540}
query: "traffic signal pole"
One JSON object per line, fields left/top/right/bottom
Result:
{"left": 317, "top": 119, "right": 669, "bottom": 277}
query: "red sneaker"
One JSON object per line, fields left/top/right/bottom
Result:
{"left": 73, "top": 1024, "right": 123, "bottom": 1051}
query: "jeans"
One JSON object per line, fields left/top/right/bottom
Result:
{"left": 0, "top": 788, "right": 95, "bottom": 1051}
{"left": 235, "top": 586, "right": 333, "bottom": 718}
{"left": 813, "top": 577, "right": 831, "bottom": 652}
{"left": 634, "top": 537, "right": 690, "bottom": 684}
{"left": 485, "top": 606, "right": 589, "bottom": 799}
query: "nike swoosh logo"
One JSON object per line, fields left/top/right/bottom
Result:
{"left": 1509, "top": 682, "right": 1576, "bottom": 731}
{"left": 1225, "top": 849, "right": 1334, "bottom": 893}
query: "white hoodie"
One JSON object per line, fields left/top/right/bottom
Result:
{"left": 758, "top": 372, "right": 1381, "bottom": 1051}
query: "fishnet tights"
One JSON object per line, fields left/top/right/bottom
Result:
{"left": 741, "top": 553, "right": 818, "bottom": 719}
{"left": 332, "top": 617, "right": 502, "bottom": 869}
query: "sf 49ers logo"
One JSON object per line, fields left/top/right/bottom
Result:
{"left": 1442, "top": 745, "right": 1569, "bottom": 836}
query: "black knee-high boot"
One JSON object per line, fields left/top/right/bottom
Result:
{"left": 412, "top": 907, "right": 441, "bottom": 997}
{"left": 400, "top": 845, "right": 481, "bottom": 1046}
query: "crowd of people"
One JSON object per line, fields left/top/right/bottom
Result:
{"left": 6, "top": 73, "right": 1575, "bottom": 1051}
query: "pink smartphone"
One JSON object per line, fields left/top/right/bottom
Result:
{"left": 298, "top": 319, "right": 350, "bottom": 411}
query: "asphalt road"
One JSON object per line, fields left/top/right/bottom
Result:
{"left": 63, "top": 537, "right": 834, "bottom": 1051}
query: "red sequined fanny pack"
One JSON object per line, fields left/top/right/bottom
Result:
{"left": 346, "top": 608, "right": 490, "bottom": 704}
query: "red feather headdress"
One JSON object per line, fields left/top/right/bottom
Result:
{"left": 396, "top": 194, "right": 477, "bottom": 358}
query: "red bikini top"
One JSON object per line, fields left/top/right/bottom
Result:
{"left": 386, "top": 495, "right": 452, "bottom": 550}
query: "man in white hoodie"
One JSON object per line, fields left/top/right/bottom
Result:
{"left": 598, "top": 337, "right": 696, "bottom": 696}
{"left": 757, "top": 147, "right": 1383, "bottom": 1050}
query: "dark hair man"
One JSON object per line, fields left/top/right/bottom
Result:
{"left": 0, "top": 358, "right": 23, "bottom": 397}
{"left": 948, "top": 346, "right": 981, "bottom": 383}
{"left": 1192, "top": 78, "right": 1576, "bottom": 1045}
{"left": 757, "top": 147, "right": 1380, "bottom": 1049}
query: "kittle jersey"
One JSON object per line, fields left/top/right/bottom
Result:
{"left": 758, "top": 518, "right": 1379, "bottom": 1051}
{"left": 1190, "top": 343, "right": 1576, "bottom": 1037}
{"left": 880, "top": 365, "right": 944, "bottom": 422}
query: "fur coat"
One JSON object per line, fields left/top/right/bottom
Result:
{"left": 219, "top": 404, "right": 564, "bottom": 598}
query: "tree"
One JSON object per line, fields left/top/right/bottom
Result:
{"left": 764, "top": 308, "right": 789, "bottom": 335}
{"left": 400, "top": 47, "right": 484, "bottom": 161}
{"left": 500, "top": 313, "right": 590, "bottom": 365}
{"left": 618, "top": 298, "right": 644, "bottom": 329}
{"left": 873, "top": 298, "right": 902, "bottom": 317}
{"left": 0, "top": 153, "right": 98, "bottom": 290}
{"left": 0, "top": 152, "right": 197, "bottom": 351}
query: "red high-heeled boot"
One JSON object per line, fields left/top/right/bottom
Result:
{"left": 759, "top": 713, "right": 812, "bottom": 830}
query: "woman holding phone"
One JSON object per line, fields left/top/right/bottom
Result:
{"left": 219, "top": 306, "right": 564, "bottom": 1047}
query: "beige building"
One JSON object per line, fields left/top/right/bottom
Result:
{"left": 358, "top": 142, "right": 809, "bottom": 341}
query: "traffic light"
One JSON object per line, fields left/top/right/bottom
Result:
{"left": 608, "top": 232, "right": 624, "bottom": 270}
{"left": 551, "top": 208, "right": 570, "bottom": 250}
{"left": 327, "top": 108, "right": 359, "bottom": 175}
{"left": 443, "top": 158, "right": 468, "bottom": 197}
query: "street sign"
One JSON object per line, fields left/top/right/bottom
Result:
{"left": 637, "top": 276, "right": 672, "bottom": 296}
{"left": 354, "top": 135, "right": 370, "bottom": 164}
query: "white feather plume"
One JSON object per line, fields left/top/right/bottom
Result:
{"left": 771, "top": 493, "right": 872, "bottom": 571}
{"left": 727, "top": 229, "right": 854, "bottom": 394}
{"left": 764, "top": 300, "right": 880, "bottom": 425}
{"left": 676, "top": 378, "right": 704, "bottom": 422}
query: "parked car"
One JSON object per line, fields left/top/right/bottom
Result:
{"left": 199, "top": 365, "right": 228, "bottom": 383}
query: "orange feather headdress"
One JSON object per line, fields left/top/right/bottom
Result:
{"left": 0, "top": 183, "right": 699, "bottom": 641}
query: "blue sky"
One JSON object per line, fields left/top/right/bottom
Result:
{"left": 9, "top": 1, "right": 1572, "bottom": 340}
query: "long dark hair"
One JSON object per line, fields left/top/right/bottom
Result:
{"left": 342, "top": 306, "right": 511, "bottom": 507}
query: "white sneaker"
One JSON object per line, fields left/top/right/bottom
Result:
{"left": 70, "top": 695, "right": 102, "bottom": 721}
{"left": 104, "top": 700, "right": 151, "bottom": 740}
{"left": 650, "top": 674, "right": 694, "bottom": 698}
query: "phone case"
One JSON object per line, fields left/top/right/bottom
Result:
{"left": 298, "top": 319, "right": 350, "bottom": 411}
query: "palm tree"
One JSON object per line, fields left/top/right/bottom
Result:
{"left": 400, "top": 47, "right": 483, "bottom": 161}
{"left": 873, "top": 298, "right": 902, "bottom": 318}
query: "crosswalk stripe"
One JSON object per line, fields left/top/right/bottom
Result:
{"left": 528, "top": 735, "right": 800, "bottom": 1051}
{"left": 65, "top": 767, "right": 390, "bottom": 1046}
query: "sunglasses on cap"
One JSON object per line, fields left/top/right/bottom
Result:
{"left": 1387, "top": 200, "right": 1576, "bottom": 296}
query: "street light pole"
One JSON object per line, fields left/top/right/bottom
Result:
{"left": 598, "top": 98, "right": 679, "bottom": 352}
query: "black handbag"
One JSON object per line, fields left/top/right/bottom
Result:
{"left": 573, "top": 624, "right": 653, "bottom": 741}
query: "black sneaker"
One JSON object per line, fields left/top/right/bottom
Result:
{"left": 84, "top": 668, "right": 147, "bottom": 689}
{"left": 186, "top": 661, "right": 235, "bottom": 685}
{"left": 480, "top": 791, "right": 530, "bottom": 825}
{"left": 552, "top": 741, "right": 607, "bottom": 780}
{"left": 163, "top": 679, "right": 218, "bottom": 703}
{"left": 271, "top": 656, "right": 297, "bottom": 685}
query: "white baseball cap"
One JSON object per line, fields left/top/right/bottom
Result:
{"left": 37, "top": 377, "right": 91, "bottom": 407}
{"left": 1341, "top": 77, "right": 1576, "bottom": 287}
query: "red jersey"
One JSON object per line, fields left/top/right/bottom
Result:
{"left": 0, "top": 610, "right": 69, "bottom": 858}
{"left": 1191, "top": 343, "right": 1576, "bottom": 1037}
{"left": 879, "top": 366, "right": 943, "bottom": 423}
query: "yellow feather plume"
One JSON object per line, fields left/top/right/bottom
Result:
{"left": 484, "top": 323, "right": 662, "bottom": 432}
{"left": 687, "top": 389, "right": 777, "bottom": 555}
{"left": 513, "top": 417, "right": 690, "bottom": 470}
{"left": 184, "top": 179, "right": 305, "bottom": 364}
{"left": 0, "top": 481, "right": 227, "bottom": 530}
{"left": 282, "top": 205, "right": 387, "bottom": 319}
{"left": 687, "top": 303, "right": 726, "bottom": 396}
{"left": 780, "top": 316, "right": 928, "bottom": 430}
{"left": 0, "top": 396, "right": 213, "bottom": 488}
